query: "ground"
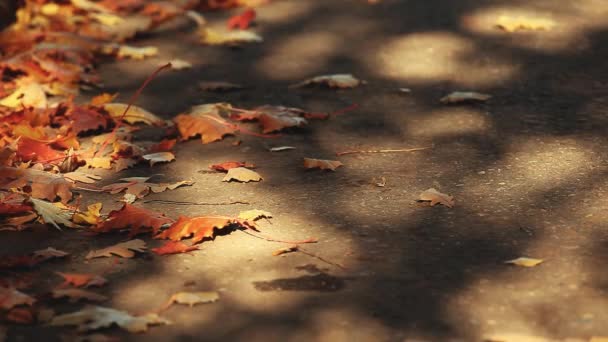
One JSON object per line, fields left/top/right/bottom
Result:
{"left": 4, "top": 0, "right": 608, "bottom": 341}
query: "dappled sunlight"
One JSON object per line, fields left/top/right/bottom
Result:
{"left": 375, "top": 31, "right": 518, "bottom": 87}
{"left": 405, "top": 107, "right": 492, "bottom": 139}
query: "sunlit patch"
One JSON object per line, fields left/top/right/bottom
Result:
{"left": 462, "top": 1, "right": 608, "bottom": 53}
{"left": 405, "top": 107, "right": 492, "bottom": 139}
{"left": 376, "top": 31, "right": 518, "bottom": 87}
{"left": 258, "top": 1, "right": 316, "bottom": 24}
{"left": 256, "top": 31, "right": 340, "bottom": 79}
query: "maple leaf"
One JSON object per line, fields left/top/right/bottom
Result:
{"left": 210, "top": 161, "right": 256, "bottom": 172}
{"left": 73, "top": 202, "right": 102, "bottom": 225}
{"left": 156, "top": 216, "right": 254, "bottom": 243}
{"left": 16, "top": 138, "right": 66, "bottom": 164}
{"left": 289, "top": 74, "right": 363, "bottom": 89}
{"left": 142, "top": 152, "right": 175, "bottom": 166}
{"left": 146, "top": 139, "right": 176, "bottom": 153}
{"left": 223, "top": 167, "right": 263, "bottom": 182}
{"left": 52, "top": 289, "right": 108, "bottom": 303}
{"left": 0, "top": 287, "right": 36, "bottom": 310}
{"left": 64, "top": 105, "right": 113, "bottom": 135}
{"left": 49, "top": 306, "right": 170, "bottom": 332}
{"left": 151, "top": 241, "right": 199, "bottom": 256}
{"left": 174, "top": 104, "right": 237, "bottom": 144}
{"left": 86, "top": 239, "right": 147, "bottom": 259}
{"left": 227, "top": 8, "right": 256, "bottom": 30}
{"left": 418, "top": 188, "right": 454, "bottom": 208}
{"left": 440, "top": 91, "right": 491, "bottom": 104}
{"left": 30, "top": 198, "right": 77, "bottom": 230}
{"left": 303, "top": 158, "right": 343, "bottom": 171}
{"left": 163, "top": 291, "right": 219, "bottom": 309}
{"left": 0, "top": 82, "right": 47, "bottom": 108}
{"left": 230, "top": 105, "right": 308, "bottom": 133}
{"left": 95, "top": 203, "right": 173, "bottom": 236}
{"left": 32, "top": 247, "right": 70, "bottom": 260}
{"left": 103, "top": 103, "right": 165, "bottom": 126}
{"left": 56, "top": 272, "right": 108, "bottom": 288}
{"left": 101, "top": 177, "right": 193, "bottom": 201}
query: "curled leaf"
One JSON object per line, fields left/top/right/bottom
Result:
{"left": 440, "top": 91, "right": 491, "bottom": 104}
{"left": 505, "top": 257, "right": 543, "bottom": 267}
{"left": 49, "top": 306, "right": 170, "bottom": 332}
{"left": 223, "top": 167, "right": 262, "bottom": 182}
{"left": 290, "top": 74, "right": 362, "bottom": 89}
{"left": 303, "top": 158, "right": 343, "bottom": 171}
{"left": 418, "top": 188, "right": 454, "bottom": 208}
{"left": 142, "top": 152, "right": 175, "bottom": 166}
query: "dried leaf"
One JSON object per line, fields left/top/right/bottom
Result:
{"left": 95, "top": 203, "right": 173, "bottom": 236}
{"left": 198, "top": 28, "right": 263, "bottom": 45}
{"left": 0, "top": 83, "right": 47, "bottom": 108}
{"left": 238, "top": 209, "right": 272, "bottom": 221}
{"left": 63, "top": 172, "right": 102, "bottom": 184}
{"left": 223, "top": 167, "right": 262, "bottom": 182}
{"left": 227, "top": 9, "right": 256, "bottom": 30}
{"left": 116, "top": 45, "right": 158, "bottom": 60}
{"left": 56, "top": 272, "right": 108, "bottom": 288}
{"left": 174, "top": 106, "right": 236, "bottom": 144}
{"left": 73, "top": 203, "right": 103, "bottom": 225}
{"left": 151, "top": 241, "right": 199, "bottom": 256}
{"left": 142, "top": 152, "right": 175, "bottom": 166}
{"left": 103, "top": 103, "right": 164, "bottom": 126}
{"left": 52, "top": 289, "right": 108, "bottom": 303}
{"left": 230, "top": 105, "right": 308, "bottom": 133}
{"left": 290, "top": 74, "right": 362, "bottom": 89}
{"left": 0, "top": 287, "right": 36, "bottom": 310}
{"left": 30, "top": 198, "right": 77, "bottom": 230}
{"left": 505, "top": 257, "right": 543, "bottom": 267}
{"left": 156, "top": 216, "right": 253, "bottom": 243}
{"left": 101, "top": 178, "right": 193, "bottom": 201}
{"left": 164, "top": 291, "right": 219, "bottom": 308}
{"left": 49, "top": 306, "right": 170, "bottom": 332}
{"left": 418, "top": 188, "right": 454, "bottom": 208}
{"left": 272, "top": 245, "right": 298, "bottom": 256}
{"left": 86, "top": 157, "right": 113, "bottom": 169}
{"left": 6, "top": 307, "right": 35, "bottom": 324}
{"left": 269, "top": 146, "right": 296, "bottom": 152}
{"left": 198, "top": 81, "right": 243, "bottom": 92}
{"left": 32, "top": 247, "right": 69, "bottom": 260}
{"left": 303, "top": 158, "right": 343, "bottom": 171}
{"left": 85, "top": 239, "right": 147, "bottom": 259}
{"left": 90, "top": 93, "right": 117, "bottom": 106}
{"left": 440, "top": 91, "right": 491, "bottom": 104}
{"left": 147, "top": 139, "right": 177, "bottom": 153}
{"left": 164, "top": 59, "right": 192, "bottom": 70}
{"left": 496, "top": 15, "right": 555, "bottom": 32}
{"left": 210, "top": 161, "right": 255, "bottom": 172}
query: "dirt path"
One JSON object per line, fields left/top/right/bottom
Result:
{"left": 5, "top": 0, "right": 608, "bottom": 341}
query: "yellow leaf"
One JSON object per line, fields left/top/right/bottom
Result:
{"left": 0, "top": 83, "right": 47, "bottom": 108}
{"left": 115, "top": 45, "right": 158, "bottom": 60}
{"left": 91, "top": 13, "right": 124, "bottom": 27}
{"left": 73, "top": 203, "right": 102, "bottom": 225}
{"left": 142, "top": 152, "right": 175, "bottom": 167}
{"left": 272, "top": 245, "right": 298, "bottom": 256}
{"left": 419, "top": 188, "right": 454, "bottom": 208}
{"left": 103, "top": 103, "right": 164, "bottom": 126}
{"left": 440, "top": 91, "right": 491, "bottom": 104}
{"left": 198, "top": 28, "right": 263, "bottom": 46}
{"left": 290, "top": 74, "right": 363, "bottom": 89}
{"left": 86, "top": 239, "right": 147, "bottom": 259}
{"left": 496, "top": 15, "right": 555, "bottom": 32}
{"left": 223, "top": 167, "right": 262, "bottom": 182}
{"left": 164, "top": 291, "right": 219, "bottom": 308}
{"left": 86, "top": 157, "right": 112, "bottom": 169}
{"left": 505, "top": 257, "right": 543, "bottom": 267}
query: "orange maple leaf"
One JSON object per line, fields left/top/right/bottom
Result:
{"left": 16, "top": 138, "right": 66, "bottom": 164}
{"left": 151, "top": 241, "right": 199, "bottom": 255}
{"left": 95, "top": 203, "right": 174, "bottom": 236}
{"left": 56, "top": 272, "right": 108, "bottom": 288}
{"left": 0, "top": 167, "right": 74, "bottom": 203}
{"left": 156, "top": 216, "right": 255, "bottom": 243}
{"left": 174, "top": 112, "right": 237, "bottom": 144}
{"left": 227, "top": 9, "right": 256, "bottom": 30}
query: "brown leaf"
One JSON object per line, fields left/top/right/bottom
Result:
{"left": 290, "top": 74, "right": 363, "bottom": 89}
{"left": 418, "top": 188, "right": 454, "bottom": 208}
{"left": 95, "top": 203, "right": 173, "bottom": 236}
{"left": 151, "top": 241, "right": 199, "bottom": 256}
{"left": 103, "top": 103, "right": 164, "bottom": 126}
{"left": 223, "top": 167, "right": 262, "bottom": 182}
{"left": 163, "top": 291, "right": 219, "bottom": 309}
{"left": 142, "top": 152, "right": 175, "bottom": 166}
{"left": 303, "top": 158, "right": 343, "bottom": 171}
{"left": 156, "top": 216, "right": 254, "bottom": 243}
{"left": 174, "top": 105, "right": 236, "bottom": 144}
{"left": 56, "top": 272, "right": 108, "bottom": 288}
{"left": 49, "top": 306, "right": 170, "bottom": 332}
{"left": 440, "top": 91, "right": 491, "bottom": 104}
{"left": 52, "top": 289, "right": 108, "bottom": 303}
{"left": 32, "top": 247, "right": 70, "bottom": 261}
{"left": 210, "top": 161, "right": 255, "bottom": 172}
{"left": 0, "top": 167, "right": 74, "bottom": 203}
{"left": 0, "top": 287, "right": 36, "bottom": 310}
{"left": 101, "top": 178, "right": 193, "bottom": 201}
{"left": 230, "top": 105, "right": 308, "bottom": 133}
{"left": 85, "top": 239, "right": 147, "bottom": 259}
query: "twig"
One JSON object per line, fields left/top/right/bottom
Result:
{"left": 336, "top": 146, "right": 431, "bottom": 156}
{"left": 239, "top": 229, "right": 317, "bottom": 245}
{"left": 143, "top": 199, "right": 250, "bottom": 205}
{"left": 297, "top": 246, "right": 346, "bottom": 270}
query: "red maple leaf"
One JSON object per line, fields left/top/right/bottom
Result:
{"left": 227, "top": 8, "right": 256, "bottom": 30}
{"left": 95, "top": 203, "right": 174, "bottom": 236}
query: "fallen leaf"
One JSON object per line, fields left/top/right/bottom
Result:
{"left": 16, "top": 138, "right": 66, "bottom": 164}
{"left": 0, "top": 83, "right": 47, "bottom": 108}
{"left": 95, "top": 203, "right": 173, "bottom": 236}
{"left": 440, "top": 91, "right": 491, "bottom": 104}
{"left": 142, "top": 152, "right": 175, "bottom": 166}
{"left": 198, "top": 81, "right": 243, "bottom": 92}
{"left": 156, "top": 216, "right": 254, "bottom": 243}
{"left": 49, "top": 306, "right": 170, "bottom": 332}
{"left": 238, "top": 209, "right": 272, "bottom": 221}
{"left": 1, "top": 166, "right": 74, "bottom": 204}
{"left": 269, "top": 146, "right": 296, "bottom": 152}
{"left": 198, "top": 28, "right": 263, "bottom": 45}
{"left": 303, "top": 158, "right": 343, "bottom": 171}
{"left": 210, "top": 161, "right": 255, "bottom": 172}
{"left": 163, "top": 59, "right": 192, "bottom": 70}
{"left": 223, "top": 167, "right": 263, "bottom": 182}
{"left": 272, "top": 245, "right": 298, "bottom": 256}
{"left": 290, "top": 74, "right": 363, "bottom": 89}
{"left": 174, "top": 105, "right": 237, "bottom": 144}
{"left": 52, "top": 289, "right": 108, "bottom": 303}
{"left": 418, "top": 188, "right": 454, "bottom": 208}
{"left": 63, "top": 172, "right": 102, "bottom": 184}
{"left": 115, "top": 45, "right": 158, "bottom": 60}
{"left": 85, "top": 239, "right": 147, "bottom": 259}
{"left": 101, "top": 178, "right": 193, "bottom": 201}
{"left": 56, "top": 272, "right": 108, "bottom": 288}
{"left": 32, "top": 247, "right": 69, "bottom": 261}
{"left": 73, "top": 203, "right": 102, "bottom": 225}
{"left": 245, "top": 105, "right": 308, "bottom": 133}
{"left": 90, "top": 93, "right": 117, "bottom": 106}
{"left": 103, "top": 103, "right": 164, "bottom": 126}
{"left": 30, "top": 198, "right": 77, "bottom": 230}
{"left": 0, "top": 287, "right": 36, "bottom": 310}
{"left": 496, "top": 15, "right": 555, "bottom": 32}
{"left": 86, "top": 157, "right": 113, "bottom": 169}
{"left": 164, "top": 291, "right": 219, "bottom": 308}
{"left": 505, "top": 257, "right": 544, "bottom": 267}
{"left": 227, "top": 8, "right": 256, "bottom": 30}
{"left": 6, "top": 307, "right": 35, "bottom": 324}
{"left": 151, "top": 241, "right": 199, "bottom": 256}
{"left": 146, "top": 139, "right": 177, "bottom": 153}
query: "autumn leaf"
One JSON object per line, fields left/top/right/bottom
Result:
{"left": 162, "top": 291, "right": 219, "bottom": 309}
{"left": 147, "top": 139, "right": 176, "bottom": 153}
{"left": 223, "top": 167, "right": 263, "bottom": 182}
{"left": 95, "top": 203, "right": 173, "bottom": 236}
{"left": 0, "top": 287, "right": 36, "bottom": 310}
{"left": 198, "top": 28, "right": 263, "bottom": 45}
{"left": 210, "top": 161, "right": 256, "bottom": 172}
{"left": 496, "top": 15, "right": 555, "bottom": 32}
{"left": 504, "top": 257, "right": 543, "bottom": 267}
{"left": 142, "top": 152, "right": 175, "bottom": 166}
{"left": 49, "top": 306, "right": 170, "bottom": 332}
{"left": 85, "top": 239, "right": 147, "bottom": 259}
{"left": 103, "top": 103, "right": 165, "bottom": 126}
{"left": 156, "top": 216, "right": 254, "bottom": 243}
{"left": 272, "top": 245, "right": 298, "bottom": 256}
{"left": 303, "top": 158, "right": 343, "bottom": 171}
{"left": 101, "top": 177, "right": 193, "bottom": 201}
{"left": 52, "top": 289, "right": 108, "bottom": 303}
{"left": 90, "top": 93, "right": 117, "bottom": 106}
{"left": 199, "top": 81, "right": 243, "bottom": 92}
{"left": 174, "top": 105, "right": 237, "bottom": 144}
{"left": 114, "top": 45, "right": 158, "bottom": 60}
{"left": 65, "top": 105, "right": 113, "bottom": 135}
{"left": 163, "top": 59, "right": 192, "bottom": 70}
{"left": 73, "top": 202, "right": 102, "bottom": 225}
{"left": 151, "top": 241, "right": 199, "bottom": 256}
{"left": 440, "top": 91, "right": 491, "bottom": 104}
{"left": 0, "top": 82, "right": 47, "bottom": 108}
{"left": 16, "top": 138, "right": 66, "bottom": 164}
{"left": 30, "top": 198, "right": 77, "bottom": 230}
{"left": 85, "top": 157, "right": 113, "bottom": 169}
{"left": 56, "top": 272, "right": 108, "bottom": 288}
{"left": 238, "top": 209, "right": 272, "bottom": 221}
{"left": 32, "top": 247, "right": 70, "bottom": 261}
{"left": 290, "top": 74, "right": 363, "bottom": 89}
{"left": 418, "top": 188, "right": 454, "bottom": 208}
{"left": 230, "top": 105, "right": 308, "bottom": 133}
{"left": 227, "top": 8, "right": 256, "bottom": 30}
